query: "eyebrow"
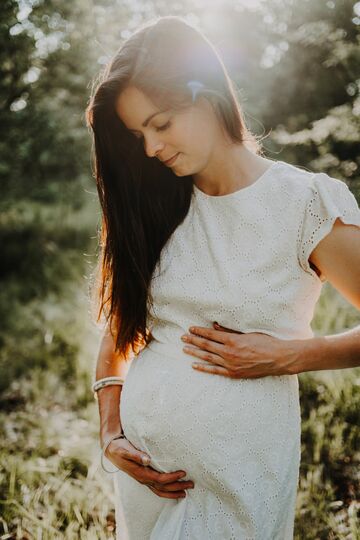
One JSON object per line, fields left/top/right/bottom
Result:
{"left": 128, "top": 109, "right": 169, "bottom": 132}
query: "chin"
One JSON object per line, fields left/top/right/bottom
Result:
{"left": 173, "top": 169, "right": 186, "bottom": 177}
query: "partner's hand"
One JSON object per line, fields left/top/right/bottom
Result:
{"left": 180, "top": 322, "right": 298, "bottom": 378}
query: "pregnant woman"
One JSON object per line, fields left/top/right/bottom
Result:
{"left": 86, "top": 15, "right": 360, "bottom": 540}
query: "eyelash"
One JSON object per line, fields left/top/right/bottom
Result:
{"left": 156, "top": 121, "right": 171, "bottom": 132}
{"left": 134, "top": 121, "right": 171, "bottom": 140}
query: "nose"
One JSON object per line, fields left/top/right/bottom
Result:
{"left": 143, "top": 134, "right": 165, "bottom": 159}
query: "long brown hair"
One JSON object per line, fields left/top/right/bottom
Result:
{"left": 86, "top": 15, "right": 263, "bottom": 359}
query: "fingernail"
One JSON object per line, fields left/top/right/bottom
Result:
{"left": 142, "top": 455, "right": 150, "bottom": 465}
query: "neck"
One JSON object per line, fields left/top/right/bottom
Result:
{"left": 193, "top": 143, "right": 272, "bottom": 196}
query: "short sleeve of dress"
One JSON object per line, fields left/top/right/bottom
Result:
{"left": 297, "top": 172, "right": 360, "bottom": 278}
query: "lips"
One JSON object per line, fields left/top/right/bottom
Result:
{"left": 163, "top": 153, "right": 180, "bottom": 166}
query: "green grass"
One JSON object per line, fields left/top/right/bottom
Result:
{"left": 0, "top": 388, "right": 116, "bottom": 538}
{"left": 0, "top": 301, "right": 115, "bottom": 539}
{"left": 0, "top": 263, "right": 359, "bottom": 538}
{"left": 1, "top": 366, "right": 358, "bottom": 538}
{"left": 295, "top": 369, "right": 360, "bottom": 539}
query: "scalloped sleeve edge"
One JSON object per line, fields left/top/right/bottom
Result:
{"left": 297, "top": 172, "right": 360, "bottom": 281}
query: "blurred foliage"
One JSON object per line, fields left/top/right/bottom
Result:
{"left": 297, "top": 370, "right": 360, "bottom": 539}
{"left": 0, "top": 0, "right": 359, "bottom": 537}
{"left": 0, "top": 377, "right": 116, "bottom": 538}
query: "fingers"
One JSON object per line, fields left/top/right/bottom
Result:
{"left": 141, "top": 469, "right": 189, "bottom": 486}
{"left": 146, "top": 477, "right": 194, "bottom": 499}
{"left": 187, "top": 326, "right": 234, "bottom": 344}
{"left": 192, "top": 363, "right": 235, "bottom": 378}
{"left": 213, "top": 322, "right": 245, "bottom": 334}
{"left": 148, "top": 486, "right": 187, "bottom": 499}
{"left": 183, "top": 328, "right": 237, "bottom": 358}
{"left": 131, "top": 464, "right": 195, "bottom": 499}
{"left": 183, "top": 335, "right": 225, "bottom": 357}
{"left": 109, "top": 438, "right": 151, "bottom": 466}
{"left": 156, "top": 480, "right": 195, "bottom": 492}
{"left": 106, "top": 438, "right": 195, "bottom": 499}
{"left": 108, "top": 441, "right": 186, "bottom": 481}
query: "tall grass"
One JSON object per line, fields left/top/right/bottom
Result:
{"left": 0, "top": 208, "right": 359, "bottom": 538}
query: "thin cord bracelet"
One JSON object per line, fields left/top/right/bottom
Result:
{"left": 100, "top": 433, "right": 127, "bottom": 473}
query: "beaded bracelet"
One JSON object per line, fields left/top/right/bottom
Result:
{"left": 101, "top": 433, "right": 127, "bottom": 473}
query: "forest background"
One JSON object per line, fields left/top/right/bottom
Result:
{"left": 0, "top": 0, "right": 359, "bottom": 538}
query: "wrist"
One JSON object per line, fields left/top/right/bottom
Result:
{"left": 100, "top": 427, "right": 124, "bottom": 448}
{"left": 288, "top": 336, "right": 327, "bottom": 375}
{"left": 101, "top": 433, "right": 126, "bottom": 473}
{"left": 98, "top": 385, "right": 123, "bottom": 446}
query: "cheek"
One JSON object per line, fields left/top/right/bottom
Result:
{"left": 178, "top": 125, "right": 208, "bottom": 156}
{"left": 174, "top": 113, "right": 203, "bottom": 148}
{"left": 174, "top": 110, "right": 214, "bottom": 159}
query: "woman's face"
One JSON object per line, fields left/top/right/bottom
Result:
{"left": 114, "top": 85, "right": 225, "bottom": 176}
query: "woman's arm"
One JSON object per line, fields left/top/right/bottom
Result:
{"left": 309, "top": 218, "right": 360, "bottom": 309}
{"left": 95, "top": 326, "right": 132, "bottom": 447}
{"left": 291, "top": 324, "right": 360, "bottom": 374}
{"left": 95, "top": 330, "right": 194, "bottom": 496}
{"left": 293, "top": 217, "right": 360, "bottom": 373}
{"left": 272, "top": 217, "right": 360, "bottom": 374}
{"left": 180, "top": 216, "right": 360, "bottom": 378}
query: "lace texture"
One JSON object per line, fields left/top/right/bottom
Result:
{"left": 297, "top": 171, "right": 360, "bottom": 277}
{"left": 113, "top": 160, "right": 360, "bottom": 540}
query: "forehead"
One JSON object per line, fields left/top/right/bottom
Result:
{"left": 115, "top": 86, "right": 161, "bottom": 129}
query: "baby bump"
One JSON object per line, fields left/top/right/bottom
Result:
{"left": 120, "top": 342, "right": 301, "bottom": 480}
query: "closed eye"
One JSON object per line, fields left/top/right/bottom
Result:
{"left": 156, "top": 121, "right": 171, "bottom": 132}
{"left": 131, "top": 121, "right": 171, "bottom": 141}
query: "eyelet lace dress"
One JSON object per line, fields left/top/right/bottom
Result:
{"left": 111, "top": 160, "right": 360, "bottom": 540}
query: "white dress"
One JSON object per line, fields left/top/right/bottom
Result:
{"left": 112, "top": 159, "right": 360, "bottom": 540}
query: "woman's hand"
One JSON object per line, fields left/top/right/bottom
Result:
{"left": 105, "top": 437, "right": 195, "bottom": 499}
{"left": 181, "top": 322, "right": 298, "bottom": 378}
